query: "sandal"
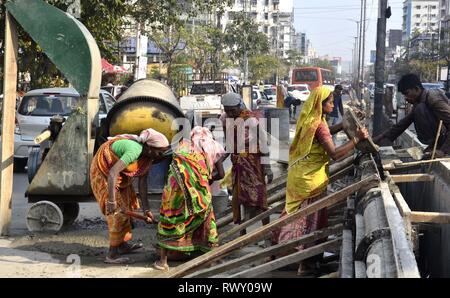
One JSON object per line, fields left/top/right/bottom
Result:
{"left": 153, "top": 261, "right": 169, "bottom": 271}
{"left": 104, "top": 256, "right": 133, "bottom": 264}
{"left": 118, "top": 242, "right": 143, "bottom": 255}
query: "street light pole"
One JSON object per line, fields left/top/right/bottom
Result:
{"left": 361, "top": 0, "right": 367, "bottom": 92}
{"left": 358, "top": 0, "right": 364, "bottom": 98}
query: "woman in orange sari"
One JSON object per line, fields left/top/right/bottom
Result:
{"left": 272, "top": 86, "right": 368, "bottom": 274}
{"left": 90, "top": 128, "right": 170, "bottom": 264}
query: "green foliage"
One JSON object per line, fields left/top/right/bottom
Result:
{"left": 284, "top": 49, "right": 303, "bottom": 67}
{"left": 130, "top": 0, "right": 232, "bottom": 30}
{"left": 184, "top": 25, "right": 228, "bottom": 78}
{"left": 313, "top": 58, "right": 334, "bottom": 70}
{"left": 391, "top": 29, "right": 448, "bottom": 82}
{"left": 392, "top": 57, "right": 444, "bottom": 82}
{"left": 223, "top": 12, "right": 269, "bottom": 67}
{"left": 248, "top": 55, "right": 280, "bottom": 82}
{"left": 1, "top": 0, "right": 129, "bottom": 90}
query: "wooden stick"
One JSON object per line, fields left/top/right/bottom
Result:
{"left": 228, "top": 238, "right": 342, "bottom": 278}
{"left": 390, "top": 174, "right": 435, "bottom": 183}
{"left": 186, "top": 224, "right": 343, "bottom": 278}
{"left": 220, "top": 201, "right": 284, "bottom": 241}
{"left": 410, "top": 211, "right": 450, "bottom": 224}
{"left": 384, "top": 158, "right": 450, "bottom": 171}
{"left": 329, "top": 165, "right": 354, "bottom": 184}
{"left": 217, "top": 189, "right": 286, "bottom": 229}
{"left": 329, "top": 154, "right": 355, "bottom": 176}
{"left": 430, "top": 120, "right": 443, "bottom": 162}
{"left": 0, "top": 12, "right": 19, "bottom": 236}
{"left": 163, "top": 175, "right": 378, "bottom": 277}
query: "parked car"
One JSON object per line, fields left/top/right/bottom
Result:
{"left": 101, "top": 85, "right": 125, "bottom": 100}
{"left": 263, "top": 87, "right": 277, "bottom": 101}
{"left": 287, "top": 84, "right": 311, "bottom": 102}
{"left": 252, "top": 89, "right": 275, "bottom": 108}
{"left": 9, "top": 87, "right": 116, "bottom": 171}
{"left": 422, "top": 82, "right": 445, "bottom": 91}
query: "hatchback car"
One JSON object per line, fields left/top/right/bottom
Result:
{"left": 11, "top": 87, "right": 116, "bottom": 171}
{"left": 287, "top": 84, "right": 311, "bottom": 102}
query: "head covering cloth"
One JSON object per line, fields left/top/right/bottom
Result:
{"left": 289, "top": 86, "right": 332, "bottom": 163}
{"left": 110, "top": 128, "right": 169, "bottom": 148}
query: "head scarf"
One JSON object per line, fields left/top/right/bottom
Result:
{"left": 110, "top": 128, "right": 169, "bottom": 148}
{"left": 190, "top": 126, "right": 225, "bottom": 170}
{"left": 289, "top": 86, "right": 332, "bottom": 162}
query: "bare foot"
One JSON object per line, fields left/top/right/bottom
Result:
{"left": 153, "top": 260, "right": 169, "bottom": 271}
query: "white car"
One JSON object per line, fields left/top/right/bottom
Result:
{"left": 287, "top": 84, "right": 311, "bottom": 102}
{"left": 252, "top": 89, "right": 275, "bottom": 109}
{"left": 263, "top": 88, "right": 277, "bottom": 101}
{"left": 10, "top": 87, "right": 116, "bottom": 171}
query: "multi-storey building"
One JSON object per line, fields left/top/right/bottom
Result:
{"left": 220, "top": 0, "right": 294, "bottom": 58}
{"left": 388, "top": 29, "right": 404, "bottom": 48}
{"left": 402, "top": 0, "right": 440, "bottom": 41}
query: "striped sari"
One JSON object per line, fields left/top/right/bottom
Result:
{"left": 90, "top": 139, "right": 152, "bottom": 247}
{"left": 229, "top": 110, "right": 268, "bottom": 224}
{"left": 157, "top": 141, "right": 218, "bottom": 254}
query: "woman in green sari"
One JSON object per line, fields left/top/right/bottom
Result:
{"left": 154, "top": 126, "right": 225, "bottom": 271}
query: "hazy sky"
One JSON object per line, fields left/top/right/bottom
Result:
{"left": 293, "top": 0, "right": 404, "bottom": 67}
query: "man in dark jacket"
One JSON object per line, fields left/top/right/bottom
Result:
{"left": 374, "top": 74, "right": 450, "bottom": 158}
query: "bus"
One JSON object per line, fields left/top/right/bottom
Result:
{"left": 290, "top": 67, "right": 336, "bottom": 91}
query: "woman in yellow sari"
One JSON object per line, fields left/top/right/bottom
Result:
{"left": 272, "top": 86, "right": 368, "bottom": 273}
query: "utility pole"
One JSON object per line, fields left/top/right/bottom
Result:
{"left": 354, "top": 35, "right": 358, "bottom": 85}
{"left": 243, "top": 0, "right": 249, "bottom": 85}
{"left": 361, "top": 0, "right": 367, "bottom": 95}
{"left": 373, "top": 0, "right": 388, "bottom": 136}
{"left": 357, "top": 0, "right": 364, "bottom": 98}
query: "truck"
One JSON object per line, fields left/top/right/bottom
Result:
{"left": 179, "top": 80, "right": 237, "bottom": 120}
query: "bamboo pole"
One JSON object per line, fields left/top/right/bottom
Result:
{"left": 0, "top": 12, "right": 19, "bottom": 236}
{"left": 186, "top": 224, "right": 343, "bottom": 278}
{"left": 228, "top": 238, "right": 342, "bottom": 278}
{"left": 163, "top": 175, "right": 378, "bottom": 277}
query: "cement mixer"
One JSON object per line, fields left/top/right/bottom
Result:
{"left": 95, "top": 79, "right": 185, "bottom": 152}
{"left": 5, "top": 0, "right": 184, "bottom": 233}
{"left": 26, "top": 79, "right": 184, "bottom": 233}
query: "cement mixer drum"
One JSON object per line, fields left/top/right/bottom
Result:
{"left": 104, "top": 79, "right": 185, "bottom": 142}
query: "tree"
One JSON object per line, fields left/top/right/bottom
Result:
{"left": 391, "top": 28, "right": 446, "bottom": 82}
{"left": 248, "top": 55, "right": 280, "bottom": 83}
{"left": 285, "top": 49, "right": 303, "bottom": 67}
{"left": 1, "top": 0, "right": 130, "bottom": 90}
{"left": 130, "top": 0, "right": 232, "bottom": 31}
{"left": 313, "top": 58, "right": 334, "bottom": 70}
{"left": 130, "top": 0, "right": 232, "bottom": 86}
{"left": 149, "top": 25, "right": 187, "bottom": 86}
{"left": 223, "top": 12, "right": 269, "bottom": 68}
